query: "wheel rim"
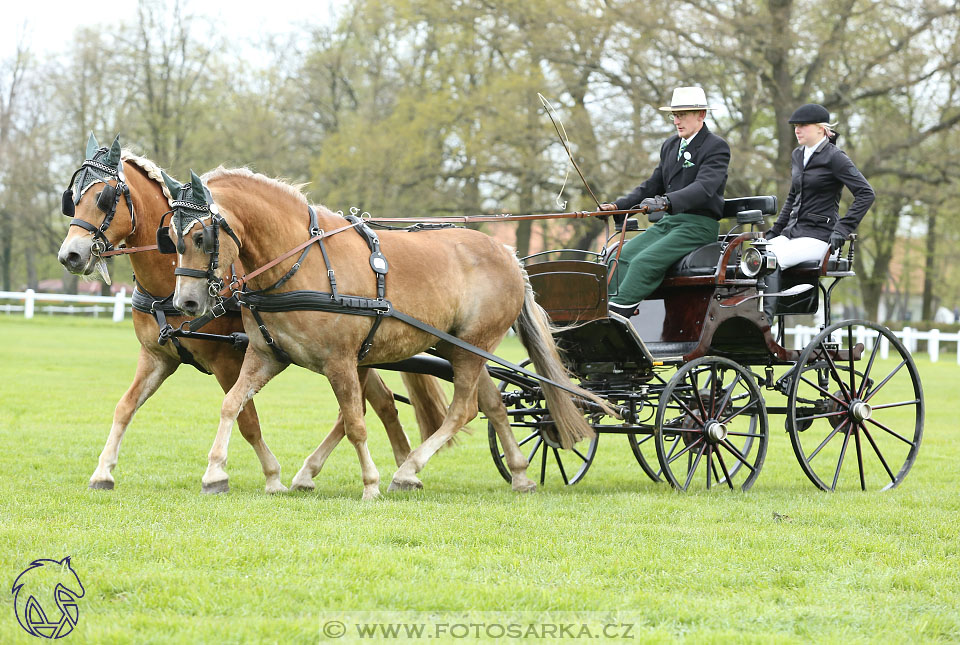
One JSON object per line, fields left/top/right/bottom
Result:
{"left": 655, "top": 357, "right": 768, "bottom": 491}
{"left": 487, "top": 363, "right": 598, "bottom": 486}
{"left": 787, "top": 320, "right": 924, "bottom": 491}
{"left": 628, "top": 431, "right": 662, "bottom": 483}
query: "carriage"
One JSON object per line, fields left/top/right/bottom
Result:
{"left": 480, "top": 196, "right": 924, "bottom": 492}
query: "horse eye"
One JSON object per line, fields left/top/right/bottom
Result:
{"left": 193, "top": 232, "right": 204, "bottom": 248}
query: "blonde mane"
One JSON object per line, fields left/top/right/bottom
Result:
{"left": 121, "top": 149, "right": 175, "bottom": 202}
{"left": 202, "top": 166, "right": 317, "bottom": 209}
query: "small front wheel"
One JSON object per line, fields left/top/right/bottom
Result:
{"left": 655, "top": 357, "right": 768, "bottom": 491}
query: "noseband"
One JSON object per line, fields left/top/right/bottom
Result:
{"left": 61, "top": 153, "right": 136, "bottom": 256}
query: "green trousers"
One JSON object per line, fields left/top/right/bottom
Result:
{"left": 608, "top": 213, "right": 720, "bottom": 304}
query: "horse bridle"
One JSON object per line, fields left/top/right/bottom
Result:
{"left": 159, "top": 185, "right": 241, "bottom": 298}
{"left": 61, "top": 153, "right": 136, "bottom": 256}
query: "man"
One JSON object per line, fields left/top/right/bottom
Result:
{"left": 600, "top": 86, "right": 730, "bottom": 317}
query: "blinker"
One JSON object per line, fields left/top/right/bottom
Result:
{"left": 156, "top": 225, "right": 176, "bottom": 254}
{"left": 96, "top": 184, "right": 117, "bottom": 212}
{"left": 202, "top": 225, "right": 216, "bottom": 254}
{"left": 61, "top": 189, "right": 75, "bottom": 217}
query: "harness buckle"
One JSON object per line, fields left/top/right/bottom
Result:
{"left": 211, "top": 301, "right": 227, "bottom": 318}
{"left": 310, "top": 226, "right": 322, "bottom": 237}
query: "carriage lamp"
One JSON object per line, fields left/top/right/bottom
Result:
{"left": 739, "top": 244, "right": 777, "bottom": 278}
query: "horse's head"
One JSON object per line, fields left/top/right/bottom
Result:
{"left": 167, "top": 171, "right": 242, "bottom": 317}
{"left": 57, "top": 133, "right": 136, "bottom": 284}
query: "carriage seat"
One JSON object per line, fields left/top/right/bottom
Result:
{"left": 662, "top": 195, "right": 778, "bottom": 278}
{"left": 785, "top": 256, "right": 851, "bottom": 275}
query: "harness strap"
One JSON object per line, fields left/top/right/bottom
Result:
{"left": 250, "top": 308, "right": 291, "bottom": 365}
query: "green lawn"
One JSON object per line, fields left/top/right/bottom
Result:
{"left": 0, "top": 316, "right": 957, "bottom": 644}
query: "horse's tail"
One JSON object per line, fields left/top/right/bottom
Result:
{"left": 514, "top": 278, "right": 614, "bottom": 449}
{"left": 400, "top": 372, "right": 456, "bottom": 444}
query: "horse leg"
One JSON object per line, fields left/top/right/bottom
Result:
{"left": 389, "top": 353, "right": 483, "bottom": 492}
{"left": 89, "top": 347, "right": 178, "bottom": 489}
{"left": 478, "top": 371, "right": 536, "bottom": 492}
{"left": 364, "top": 370, "right": 412, "bottom": 467}
{"left": 202, "top": 351, "right": 285, "bottom": 494}
{"left": 325, "top": 364, "right": 381, "bottom": 500}
{"left": 211, "top": 361, "right": 287, "bottom": 494}
{"left": 290, "top": 369, "right": 409, "bottom": 490}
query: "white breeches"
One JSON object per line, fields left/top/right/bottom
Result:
{"left": 767, "top": 235, "right": 830, "bottom": 270}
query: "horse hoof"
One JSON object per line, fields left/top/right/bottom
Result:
{"left": 290, "top": 479, "right": 315, "bottom": 492}
{"left": 201, "top": 480, "right": 230, "bottom": 494}
{"left": 362, "top": 488, "right": 382, "bottom": 501}
{"left": 388, "top": 477, "right": 423, "bottom": 492}
{"left": 265, "top": 483, "right": 289, "bottom": 495}
{"left": 88, "top": 479, "right": 115, "bottom": 490}
{"left": 512, "top": 477, "right": 537, "bottom": 493}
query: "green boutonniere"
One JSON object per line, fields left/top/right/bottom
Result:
{"left": 681, "top": 151, "right": 695, "bottom": 168}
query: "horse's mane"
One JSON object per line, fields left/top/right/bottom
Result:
{"left": 120, "top": 149, "right": 175, "bottom": 201}
{"left": 202, "top": 166, "right": 317, "bottom": 210}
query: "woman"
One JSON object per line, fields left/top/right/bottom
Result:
{"left": 763, "top": 103, "right": 875, "bottom": 322}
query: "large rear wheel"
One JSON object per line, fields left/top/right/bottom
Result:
{"left": 786, "top": 320, "right": 923, "bottom": 491}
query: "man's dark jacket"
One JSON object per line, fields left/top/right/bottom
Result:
{"left": 614, "top": 123, "right": 730, "bottom": 220}
{"left": 769, "top": 139, "right": 874, "bottom": 242}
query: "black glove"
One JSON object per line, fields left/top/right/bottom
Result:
{"left": 829, "top": 231, "right": 847, "bottom": 250}
{"left": 763, "top": 229, "right": 778, "bottom": 240}
{"left": 639, "top": 195, "right": 670, "bottom": 213}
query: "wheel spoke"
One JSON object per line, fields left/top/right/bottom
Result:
{"left": 715, "top": 447, "right": 734, "bottom": 489}
{"left": 571, "top": 446, "right": 589, "bottom": 462}
{"left": 830, "top": 424, "right": 854, "bottom": 491}
{"left": 718, "top": 439, "right": 755, "bottom": 472}
{"left": 682, "top": 442, "right": 707, "bottom": 490}
{"left": 798, "top": 374, "right": 848, "bottom": 407}
{"left": 527, "top": 436, "right": 543, "bottom": 464}
{"left": 720, "top": 398, "right": 759, "bottom": 424}
{"left": 540, "top": 439, "right": 548, "bottom": 486}
{"left": 709, "top": 364, "right": 719, "bottom": 418}
{"left": 516, "top": 431, "right": 540, "bottom": 448}
{"left": 668, "top": 437, "right": 705, "bottom": 465}
{"left": 726, "top": 431, "right": 765, "bottom": 438}
{"left": 819, "top": 340, "right": 853, "bottom": 401}
{"left": 861, "top": 425, "right": 897, "bottom": 484}
{"left": 854, "top": 424, "right": 865, "bottom": 491}
{"left": 869, "top": 400, "right": 921, "bottom": 411}
{"left": 858, "top": 333, "right": 882, "bottom": 398}
{"left": 688, "top": 370, "right": 709, "bottom": 422}
{"left": 553, "top": 448, "right": 569, "bottom": 485}
{"left": 847, "top": 326, "right": 857, "bottom": 396}
{"left": 864, "top": 360, "right": 906, "bottom": 402}
{"left": 668, "top": 392, "right": 704, "bottom": 426}
{"left": 864, "top": 417, "right": 916, "bottom": 447}
{"left": 715, "top": 372, "right": 742, "bottom": 420}
{"left": 661, "top": 426, "right": 704, "bottom": 435}
{"left": 807, "top": 418, "right": 849, "bottom": 462}
{"left": 795, "top": 409, "right": 848, "bottom": 422}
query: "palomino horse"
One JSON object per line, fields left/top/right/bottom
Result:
{"left": 56, "top": 134, "right": 448, "bottom": 493}
{"left": 171, "top": 168, "right": 608, "bottom": 499}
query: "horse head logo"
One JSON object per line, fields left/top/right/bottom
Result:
{"left": 11, "top": 557, "right": 85, "bottom": 639}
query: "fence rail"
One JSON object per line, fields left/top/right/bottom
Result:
{"left": 2, "top": 289, "right": 958, "bottom": 363}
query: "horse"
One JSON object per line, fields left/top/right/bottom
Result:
{"left": 56, "top": 134, "right": 449, "bottom": 493}
{"left": 170, "top": 167, "right": 610, "bottom": 499}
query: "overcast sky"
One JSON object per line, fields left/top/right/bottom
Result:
{"left": 2, "top": 1, "right": 344, "bottom": 62}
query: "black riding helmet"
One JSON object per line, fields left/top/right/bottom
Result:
{"left": 788, "top": 103, "right": 831, "bottom": 124}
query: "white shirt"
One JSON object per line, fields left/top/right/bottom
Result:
{"left": 803, "top": 136, "right": 826, "bottom": 166}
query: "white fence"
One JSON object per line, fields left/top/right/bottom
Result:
{"left": 2, "top": 289, "right": 959, "bottom": 363}
{"left": 787, "top": 324, "right": 960, "bottom": 365}
{"left": 0, "top": 289, "right": 132, "bottom": 322}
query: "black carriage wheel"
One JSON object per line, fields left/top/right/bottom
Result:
{"left": 487, "top": 361, "right": 598, "bottom": 487}
{"left": 655, "top": 356, "right": 768, "bottom": 491}
{"left": 786, "top": 320, "right": 923, "bottom": 491}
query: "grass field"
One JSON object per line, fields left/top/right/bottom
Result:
{"left": 0, "top": 316, "right": 957, "bottom": 644}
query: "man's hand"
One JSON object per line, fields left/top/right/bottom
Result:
{"left": 599, "top": 203, "right": 617, "bottom": 211}
{"left": 763, "top": 229, "right": 778, "bottom": 240}
{"left": 639, "top": 195, "right": 670, "bottom": 213}
{"left": 829, "top": 231, "right": 847, "bottom": 250}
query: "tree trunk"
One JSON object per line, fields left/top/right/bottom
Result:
{"left": 921, "top": 212, "right": 936, "bottom": 320}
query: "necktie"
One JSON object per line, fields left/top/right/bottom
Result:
{"left": 678, "top": 139, "right": 688, "bottom": 161}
